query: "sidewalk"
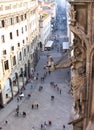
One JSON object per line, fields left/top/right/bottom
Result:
{"left": 0, "top": 50, "right": 73, "bottom": 130}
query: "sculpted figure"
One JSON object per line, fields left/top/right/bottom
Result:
{"left": 44, "top": 43, "right": 86, "bottom": 117}
{"left": 44, "top": 45, "right": 86, "bottom": 73}
{"left": 69, "top": 6, "right": 76, "bottom": 20}
{"left": 69, "top": 6, "right": 76, "bottom": 25}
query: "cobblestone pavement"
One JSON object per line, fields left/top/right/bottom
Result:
{"left": 0, "top": 50, "right": 73, "bottom": 130}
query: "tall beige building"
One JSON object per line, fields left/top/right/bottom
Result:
{"left": 0, "top": 0, "right": 39, "bottom": 107}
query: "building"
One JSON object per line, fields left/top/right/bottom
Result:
{"left": 39, "top": 10, "right": 51, "bottom": 50}
{"left": 68, "top": 0, "right": 94, "bottom": 130}
{"left": 0, "top": 0, "right": 39, "bottom": 107}
{"left": 44, "top": 0, "right": 94, "bottom": 130}
{"left": 40, "top": 1, "right": 57, "bottom": 24}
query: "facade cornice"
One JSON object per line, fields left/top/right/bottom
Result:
{"left": 68, "top": 1, "right": 94, "bottom": 6}
{"left": 0, "top": 5, "right": 38, "bottom": 19}
{"left": 68, "top": 0, "right": 94, "bottom": 3}
{"left": 0, "top": 0, "right": 38, "bottom": 16}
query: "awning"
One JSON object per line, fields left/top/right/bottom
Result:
{"left": 62, "top": 42, "right": 69, "bottom": 49}
{"left": 45, "top": 40, "right": 53, "bottom": 48}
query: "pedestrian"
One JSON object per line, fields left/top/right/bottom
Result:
{"left": 36, "top": 104, "right": 39, "bottom": 109}
{"left": 5, "top": 120, "right": 8, "bottom": 124}
{"left": 16, "top": 105, "right": 19, "bottom": 116}
{"left": 44, "top": 121, "right": 47, "bottom": 128}
{"left": 41, "top": 124, "right": 43, "bottom": 129}
{"left": 34, "top": 76, "right": 36, "bottom": 80}
{"left": 27, "top": 94, "right": 31, "bottom": 99}
{"left": 48, "top": 120, "right": 52, "bottom": 125}
{"left": 31, "top": 84, "right": 33, "bottom": 88}
{"left": 60, "top": 89, "right": 62, "bottom": 94}
{"left": 19, "top": 92, "right": 24, "bottom": 100}
{"left": 63, "top": 125, "right": 65, "bottom": 130}
{"left": 16, "top": 105, "right": 19, "bottom": 111}
{"left": 17, "top": 97, "right": 19, "bottom": 102}
{"left": 57, "top": 86, "right": 59, "bottom": 91}
{"left": 32, "top": 104, "right": 34, "bottom": 109}
{"left": 22, "top": 111, "right": 26, "bottom": 117}
{"left": 51, "top": 96, "right": 54, "bottom": 101}
{"left": 44, "top": 123, "right": 47, "bottom": 129}
{"left": 48, "top": 71, "right": 51, "bottom": 75}
{"left": 32, "top": 126, "right": 35, "bottom": 130}
{"left": 37, "top": 73, "right": 39, "bottom": 76}
{"left": 36, "top": 76, "right": 38, "bottom": 80}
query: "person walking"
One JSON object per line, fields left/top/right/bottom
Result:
{"left": 48, "top": 70, "right": 51, "bottom": 75}
{"left": 36, "top": 104, "right": 39, "bottom": 109}
{"left": 16, "top": 105, "right": 19, "bottom": 116}
{"left": 36, "top": 72, "right": 38, "bottom": 76}
{"left": 63, "top": 125, "right": 65, "bottom": 130}
{"left": 60, "top": 89, "right": 62, "bottom": 94}
{"left": 31, "top": 84, "right": 33, "bottom": 89}
{"left": 41, "top": 124, "right": 43, "bottom": 130}
{"left": 32, "top": 104, "right": 34, "bottom": 109}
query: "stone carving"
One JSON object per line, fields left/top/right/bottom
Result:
{"left": 69, "top": 6, "right": 76, "bottom": 26}
{"left": 86, "top": 114, "right": 94, "bottom": 130}
{"left": 44, "top": 39, "right": 86, "bottom": 117}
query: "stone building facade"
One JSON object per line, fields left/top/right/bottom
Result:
{"left": 0, "top": 0, "right": 39, "bottom": 107}
{"left": 39, "top": 10, "right": 51, "bottom": 50}
{"left": 68, "top": 0, "right": 94, "bottom": 130}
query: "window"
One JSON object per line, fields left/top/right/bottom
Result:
{"left": 19, "top": 52, "right": 22, "bottom": 60}
{"left": 3, "top": 50, "right": 7, "bottom": 55}
{"left": 22, "top": 40, "right": 25, "bottom": 44}
{"left": 18, "top": 43, "right": 20, "bottom": 47}
{"left": 16, "top": 30, "right": 19, "bottom": 36}
{"left": 1, "top": 35, "right": 5, "bottom": 43}
{"left": 16, "top": 16, "right": 19, "bottom": 23}
{"left": 21, "top": 27, "right": 24, "bottom": 34}
{"left": 10, "top": 32, "right": 13, "bottom": 39}
{"left": 13, "top": 56, "right": 16, "bottom": 65}
{"left": 24, "top": 49, "right": 26, "bottom": 56}
{"left": 0, "top": 20, "right": 5, "bottom": 27}
{"left": 21, "top": 15, "right": 23, "bottom": 21}
{"left": 4, "top": 60, "right": 9, "bottom": 70}
{"left": 25, "top": 14, "right": 27, "bottom": 19}
{"left": 26, "top": 37, "right": 28, "bottom": 41}
{"left": 25, "top": 25, "right": 27, "bottom": 31}
{"left": 10, "top": 18, "right": 13, "bottom": 25}
{"left": 11, "top": 46, "right": 14, "bottom": 51}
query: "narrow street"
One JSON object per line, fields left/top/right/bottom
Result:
{"left": 0, "top": 49, "right": 73, "bottom": 130}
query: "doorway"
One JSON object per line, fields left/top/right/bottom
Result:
{"left": 0, "top": 92, "right": 3, "bottom": 109}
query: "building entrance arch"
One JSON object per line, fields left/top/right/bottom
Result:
{"left": 4, "top": 78, "right": 13, "bottom": 104}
